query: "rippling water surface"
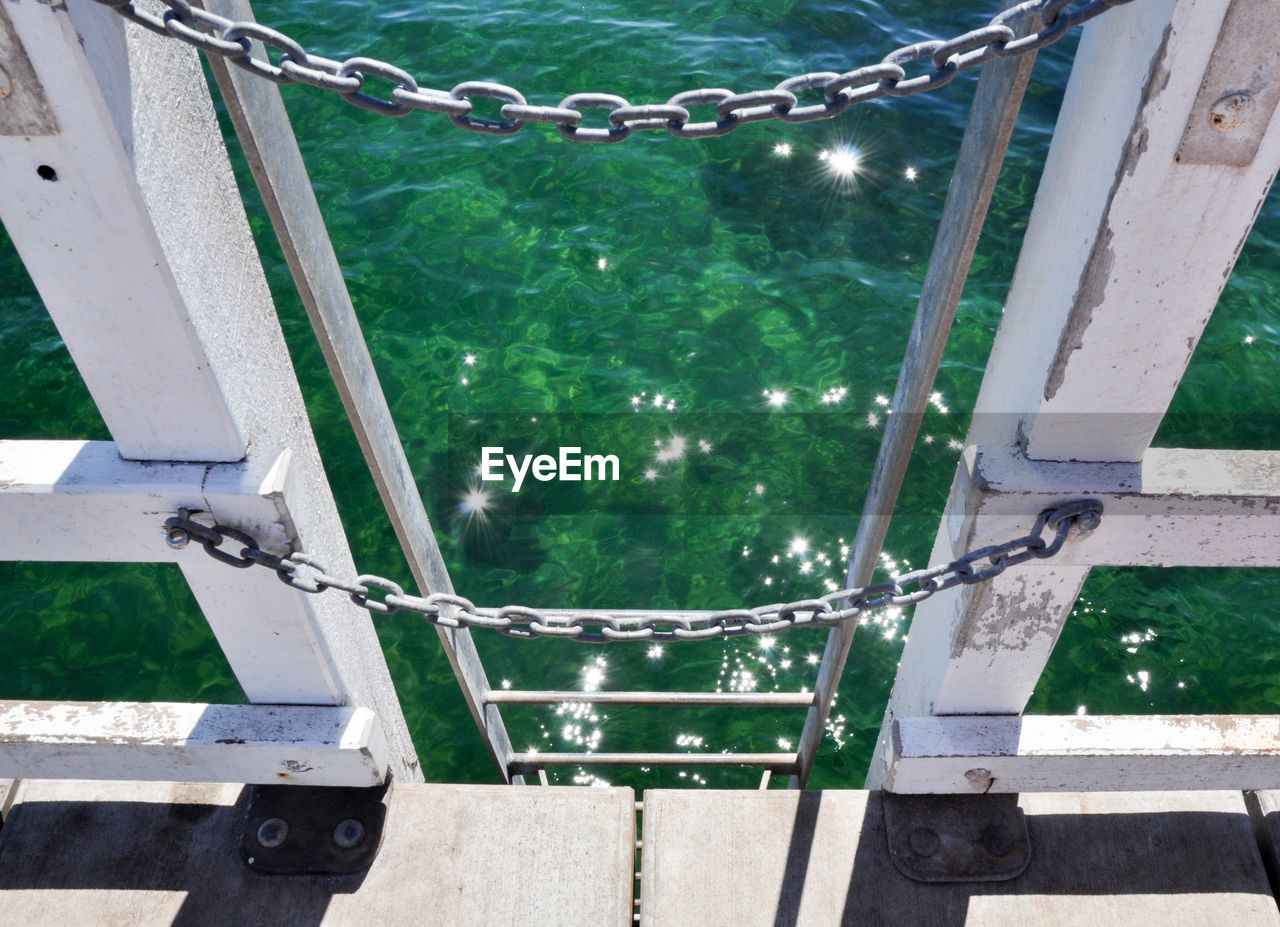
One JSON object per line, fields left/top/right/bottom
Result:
{"left": 1, "top": 0, "right": 1279, "bottom": 790}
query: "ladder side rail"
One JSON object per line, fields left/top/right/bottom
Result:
{"left": 196, "top": 0, "right": 517, "bottom": 782}
{"left": 792, "top": 0, "right": 1042, "bottom": 788}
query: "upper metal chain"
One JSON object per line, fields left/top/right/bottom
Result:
{"left": 163, "top": 499, "right": 1101, "bottom": 643}
{"left": 93, "top": 0, "right": 1135, "bottom": 143}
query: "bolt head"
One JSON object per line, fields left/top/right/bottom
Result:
{"left": 1209, "top": 92, "right": 1254, "bottom": 132}
{"left": 166, "top": 527, "right": 190, "bottom": 549}
{"left": 980, "top": 823, "right": 1014, "bottom": 857}
{"left": 256, "top": 817, "right": 289, "bottom": 849}
{"left": 333, "top": 817, "right": 366, "bottom": 849}
{"left": 908, "top": 826, "right": 940, "bottom": 858}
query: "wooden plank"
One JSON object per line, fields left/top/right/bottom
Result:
{"left": 793, "top": 0, "right": 1043, "bottom": 789}
{"left": 956, "top": 445, "right": 1280, "bottom": 567}
{"left": 0, "top": 0, "right": 421, "bottom": 777}
{"left": 886, "top": 715, "right": 1280, "bottom": 793}
{"left": 868, "top": 0, "right": 1280, "bottom": 789}
{"left": 0, "top": 780, "right": 635, "bottom": 926}
{"left": 0, "top": 702, "right": 387, "bottom": 787}
{"left": 640, "top": 789, "right": 1280, "bottom": 926}
{"left": 198, "top": 0, "right": 516, "bottom": 783}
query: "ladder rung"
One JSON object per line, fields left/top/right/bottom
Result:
{"left": 507, "top": 752, "right": 799, "bottom": 774}
{"left": 485, "top": 690, "right": 814, "bottom": 707}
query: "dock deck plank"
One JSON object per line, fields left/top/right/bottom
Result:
{"left": 0, "top": 779, "right": 634, "bottom": 927}
{"left": 640, "top": 790, "right": 1280, "bottom": 926}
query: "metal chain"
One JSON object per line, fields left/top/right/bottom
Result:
{"left": 93, "top": 0, "right": 1135, "bottom": 143}
{"left": 162, "top": 499, "right": 1102, "bottom": 643}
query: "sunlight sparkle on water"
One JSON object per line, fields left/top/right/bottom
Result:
{"left": 582, "top": 656, "right": 607, "bottom": 691}
{"left": 462, "top": 352, "right": 477, "bottom": 367}
{"left": 763, "top": 388, "right": 788, "bottom": 409}
{"left": 647, "top": 644, "right": 663, "bottom": 660}
{"left": 788, "top": 536, "right": 810, "bottom": 557}
{"left": 656, "top": 435, "right": 688, "bottom": 464}
{"left": 904, "top": 166, "right": 918, "bottom": 181}
{"left": 819, "top": 144, "right": 863, "bottom": 186}
{"left": 458, "top": 482, "right": 494, "bottom": 521}
{"left": 773, "top": 142, "right": 793, "bottom": 158}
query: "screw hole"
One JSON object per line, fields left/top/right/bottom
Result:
{"left": 36, "top": 165, "right": 57, "bottom": 181}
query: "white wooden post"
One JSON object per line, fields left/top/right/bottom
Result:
{"left": 0, "top": 701, "right": 388, "bottom": 786}
{"left": 0, "top": 1, "right": 420, "bottom": 780}
{"left": 867, "top": 0, "right": 1280, "bottom": 788}
{"left": 886, "top": 714, "right": 1280, "bottom": 793}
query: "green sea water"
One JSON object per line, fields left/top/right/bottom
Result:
{"left": 2, "top": 0, "right": 1279, "bottom": 791}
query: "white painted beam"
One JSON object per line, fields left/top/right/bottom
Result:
{"left": 0, "top": 4, "right": 421, "bottom": 778}
{"left": 0, "top": 439, "right": 343, "bottom": 707}
{"left": 867, "top": 0, "right": 1280, "bottom": 790}
{"left": 955, "top": 445, "right": 1280, "bottom": 567}
{"left": 0, "top": 701, "right": 387, "bottom": 786}
{"left": 970, "top": 0, "right": 1280, "bottom": 463}
{"left": 0, "top": 440, "right": 291, "bottom": 562}
{"left": 886, "top": 714, "right": 1280, "bottom": 793}
{"left": 0, "top": 0, "right": 244, "bottom": 462}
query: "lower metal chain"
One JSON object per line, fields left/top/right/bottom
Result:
{"left": 163, "top": 499, "right": 1101, "bottom": 643}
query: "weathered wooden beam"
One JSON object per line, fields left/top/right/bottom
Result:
{"left": 868, "top": 0, "right": 1280, "bottom": 789}
{"left": 955, "top": 445, "right": 1280, "bottom": 567}
{"left": 970, "top": 0, "right": 1280, "bottom": 461}
{"left": 0, "top": 701, "right": 387, "bottom": 786}
{"left": 0, "top": 2, "right": 420, "bottom": 778}
{"left": 0, "top": 440, "right": 290, "bottom": 562}
{"left": 886, "top": 715, "right": 1280, "bottom": 793}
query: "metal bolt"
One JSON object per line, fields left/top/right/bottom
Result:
{"left": 256, "top": 817, "right": 289, "bottom": 849}
{"left": 908, "top": 827, "right": 940, "bottom": 858}
{"left": 1072, "top": 509, "right": 1102, "bottom": 536}
{"left": 980, "top": 823, "right": 1014, "bottom": 857}
{"left": 963, "top": 767, "right": 992, "bottom": 785}
{"left": 0, "top": 65, "right": 12, "bottom": 102}
{"left": 166, "top": 527, "right": 190, "bottom": 549}
{"left": 333, "top": 818, "right": 366, "bottom": 849}
{"left": 1209, "top": 92, "right": 1253, "bottom": 132}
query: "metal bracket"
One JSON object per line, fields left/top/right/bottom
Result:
{"left": 882, "top": 792, "right": 1031, "bottom": 883}
{"left": 1175, "top": 0, "right": 1280, "bottom": 168}
{"left": 241, "top": 781, "right": 391, "bottom": 875}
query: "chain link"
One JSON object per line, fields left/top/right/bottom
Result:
{"left": 163, "top": 499, "right": 1102, "bottom": 643}
{"left": 95, "top": 0, "right": 1136, "bottom": 142}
